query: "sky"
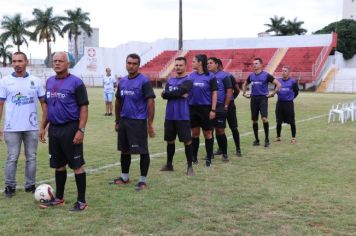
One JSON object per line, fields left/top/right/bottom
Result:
{"left": 0, "top": 0, "right": 342, "bottom": 59}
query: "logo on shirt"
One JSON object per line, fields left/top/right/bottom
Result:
{"left": 120, "top": 90, "right": 135, "bottom": 96}
{"left": 168, "top": 86, "right": 178, "bottom": 91}
{"left": 193, "top": 82, "right": 205, "bottom": 87}
{"left": 280, "top": 88, "right": 290, "bottom": 91}
{"left": 11, "top": 92, "right": 34, "bottom": 106}
{"left": 29, "top": 112, "right": 38, "bottom": 127}
{"left": 30, "top": 80, "right": 36, "bottom": 89}
{"left": 251, "top": 81, "right": 263, "bottom": 85}
{"left": 47, "top": 91, "right": 66, "bottom": 99}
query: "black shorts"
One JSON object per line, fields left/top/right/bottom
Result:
{"left": 164, "top": 120, "right": 192, "bottom": 142}
{"left": 214, "top": 104, "right": 227, "bottom": 128}
{"left": 189, "top": 105, "right": 214, "bottom": 131}
{"left": 48, "top": 121, "right": 85, "bottom": 169}
{"left": 250, "top": 96, "right": 268, "bottom": 121}
{"left": 226, "top": 102, "right": 238, "bottom": 129}
{"left": 276, "top": 101, "right": 295, "bottom": 124}
{"left": 118, "top": 118, "right": 148, "bottom": 154}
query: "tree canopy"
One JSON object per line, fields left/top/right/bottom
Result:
{"left": 314, "top": 19, "right": 356, "bottom": 60}
{"left": 265, "top": 15, "right": 307, "bottom": 36}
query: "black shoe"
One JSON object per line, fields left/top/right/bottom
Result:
{"left": 192, "top": 157, "right": 198, "bottom": 165}
{"left": 222, "top": 154, "right": 229, "bottom": 162}
{"left": 25, "top": 185, "right": 36, "bottom": 193}
{"left": 69, "top": 201, "right": 88, "bottom": 212}
{"left": 236, "top": 149, "right": 242, "bottom": 157}
{"left": 160, "top": 164, "right": 174, "bottom": 171}
{"left": 264, "top": 139, "right": 270, "bottom": 148}
{"left": 213, "top": 149, "right": 223, "bottom": 155}
{"left": 253, "top": 140, "right": 260, "bottom": 146}
{"left": 104, "top": 113, "right": 108, "bottom": 116}
{"left": 108, "top": 113, "right": 112, "bottom": 116}
{"left": 4, "top": 186, "right": 16, "bottom": 198}
{"left": 205, "top": 160, "right": 211, "bottom": 167}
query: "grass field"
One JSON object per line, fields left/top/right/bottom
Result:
{"left": 0, "top": 88, "right": 356, "bottom": 235}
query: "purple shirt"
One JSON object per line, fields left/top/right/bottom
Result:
{"left": 214, "top": 71, "right": 233, "bottom": 104}
{"left": 277, "top": 78, "right": 298, "bottom": 101}
{"left": 188, "top": 71, "right": 217, "bottom": 106}
{"left": 163, "top": 75, "right": 192, "bottom": 120}
{"left": 116, "top": 73, "right": 155, "bottom": 120}
{"left": 247, "top": 71, "right": 275, "bottom": 96}
{"left": 45, "top": 74, "right": 89, "bottom": 125}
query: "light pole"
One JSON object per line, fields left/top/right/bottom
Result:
{"left": 178, "top": 0, "right": 183, "bottom": 50}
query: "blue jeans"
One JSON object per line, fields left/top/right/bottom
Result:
{"left": 4, "top": 131, "right": 38, "bottom": 188}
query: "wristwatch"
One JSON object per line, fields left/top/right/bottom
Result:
{"left": 78, "top": 128, "right": 86, "bottom": 133}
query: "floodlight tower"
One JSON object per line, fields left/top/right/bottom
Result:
{"left": 178, "top": 0, "right": 183, "bottom": 50}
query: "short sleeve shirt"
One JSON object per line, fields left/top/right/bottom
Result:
{"left": 0, "top": 72, "right": 45, "bottom": 131}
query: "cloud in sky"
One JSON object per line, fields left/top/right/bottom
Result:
{"left": 0, "top": 0, "right": 342, "bottom": 59}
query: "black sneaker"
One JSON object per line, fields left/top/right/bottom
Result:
{"left": 160, "top": 164, "right": 174, "bottom": 171}
{"left": 39, "top": 198, "right": 65, "bottom": 209}
{"left": 25, "top": 185, "right": 36, "bottom": 193}
{"left": 69, "top": 201, "right": 88, "bottom": 212}
{"left": 236, "top": 149, "right": 242, "bottom": 157}
{"left": 264, "top": 139, "right": 270, "bottom": 148}
{"left": 108, "top": 177, "right": 130, "bottom": 185}
{"left": 135, "top": 182, "right": 148, "bottom": 191}
{"left": 222, "top": 154, "right": 229, "bottom": 162}
{"left": 253, "top": 140, "right": 260, "bottom": 146}
{"left": 205, "top": 160, "right": 211, "bottom": 167}
{"left": 4, "top": 186, "right": 15, "bottom": 198}
{"left": 213, "top": 149, "right": 223, "bottom": 155}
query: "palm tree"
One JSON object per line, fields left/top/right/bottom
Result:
{"left": 0, "top": 42, "right": 13, "bottom": 67}
{"left": 285, "top": 17, "right": 307, "bottom": 35}
{"left": 61, "top": 8, "right": 92, "bottom": 63}
{"left": 264, "top": 15, "right": 285, "bottom": 36}
{"left": 0, "top": 13, "right": 32, "bottom": 51}
{"left": 27, "top": 7, "right": 64, "bottom": 67}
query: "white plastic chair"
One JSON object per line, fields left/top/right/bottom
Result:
{"left": 328, "top": 103, "right": 346, "bottom": 124}
{"left": 344, "top": 102, "right": 356, "bottom": 122}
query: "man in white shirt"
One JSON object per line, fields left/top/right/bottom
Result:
{"left": 103, "top": 68, "right": 116, "bottom": 116}
{"left": 0, "top": 52, "right": 46, "bottom": 198}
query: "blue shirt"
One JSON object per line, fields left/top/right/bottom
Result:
{"left": 247, "top": 71, "right": 275, "bottom": 96}
{"left": 188, "top": 71, "right": 217, "bottom": 106}
{"left": 45, "top": 74, "right": 89, "bottom": 125}
{"left": 163, "top": 75, "right": 192, "bottom": 120}
{"left": 277, "top": 78, "right": 299, "bottom": 101}
{"left": 214, "top": 71, "right": 233, "bottom": 104}
{"left": 116, "top": 73, "right": 155, "bottom": 120}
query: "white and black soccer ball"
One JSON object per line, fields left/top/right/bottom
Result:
{"left": 34, "top": 184, "right": 54, "bottom": 202}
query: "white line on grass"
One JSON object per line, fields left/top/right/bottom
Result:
{"left": 8, "top": 113, "right": 327, "bottom": 189}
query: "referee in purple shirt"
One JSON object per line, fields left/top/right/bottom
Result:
{"left": 111, "top": 53, "right": 156, "bottom": 191}
{"left": 274, "top": 66, "right": 299, "bottom": 144}
{"left": 242, "top": 58, "right": 281, "bottom": 148}
{"left": 161, "top": 57, "right": 195, "bottom": 176}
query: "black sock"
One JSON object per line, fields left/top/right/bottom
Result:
{"left": 185, "top": 143, "right": 193, "bottom": 167}
{"left": 216, "top": 134, "right": 227, "bottom": 155}
{"left": 253, "top": 123, "right": 259, "bottom": 141}
{"left": 121, "top": 154, "right": 131, "bottom": 174}
{"left": 191, "top": 137, "right": 200, "bottom": 161}
{"left": 75, "top": 172, "right": 86, "bottom": 203}
{"left": 140, "top": 154, "right": 150, "bottom": 177}
{"left": 166, "top": 143, "right": 175, "bottom": 166}
{"left": 276, "top": 123, "right": 282, "bottom": 137}
{"left": 205, "top": 138, "right": 214, "bottom": 162}
{"left": 291, "top": 123, "right": 296, "bottom": 138}
{"left": 231, "top": 127, "right": 241, "bottom": 151}
{"left": 263, "top": 122, "right": 269, "bottom": 141}
{"left": 55, "top": 170, "right": 67, "bottom": 199}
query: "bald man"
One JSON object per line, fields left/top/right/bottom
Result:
{"left": 39, "top": 52, "right": 89, "bottom": 212}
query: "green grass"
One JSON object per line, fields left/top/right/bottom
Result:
{"left": 1, "top": 88, "right": 356, "bottom": 235}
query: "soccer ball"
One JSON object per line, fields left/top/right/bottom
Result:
{"left": 34, "top": 184, "right": 54, "bottom": 202}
